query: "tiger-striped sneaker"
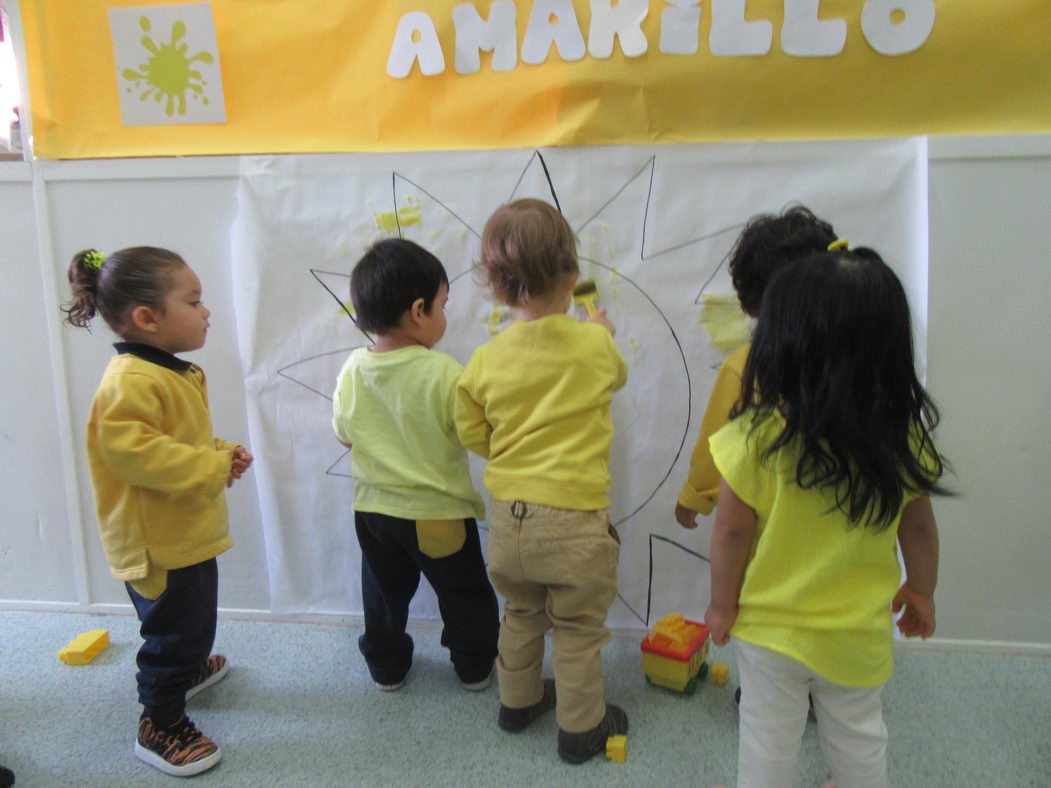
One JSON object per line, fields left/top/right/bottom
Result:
{"left": 134, "top": 715, "right": 222, "bottom": 777}
{"left": 186, "top": 655, "right": 229, "bottom": 701}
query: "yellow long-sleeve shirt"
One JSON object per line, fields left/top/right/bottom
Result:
{"left": 455, "top": 314, "right": 627, "bottom": 510}
{"left": 86, "top": 344, "right": 237, "bottom": 582}
{"left": 332, "top": 346, "right": 486, "bottom": 521}
{"left": 678, "top": 343, "right": 749, "bottom": 515}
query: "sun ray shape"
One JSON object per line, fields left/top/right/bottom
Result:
{"left": 276, "top": 148, "right": 749, "bottom": 625}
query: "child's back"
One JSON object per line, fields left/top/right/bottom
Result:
{"left": 332, "top": 238, "right": 498, "bottom": 692}
{"left": 334, "top": 344, "right": 483, "bottom": 518}
{"left": 455, "top": 199, "right": 628, "bottom": 765}
{"left": 705, "top": 247, "right": 947, "bottom": 788}
{"left": 457, "top": 313, "right": 625, "bottom": 509}
{"left": 677, "top": 205, "right": 836, "bottom": 526}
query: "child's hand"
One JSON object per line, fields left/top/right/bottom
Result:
{"left": 705, "top": 602, "right": 737, "bottom": 647}
{"left": 675, "top": 503, "right": 699, "bottom": 529}
{"left": 588, "top": 307, "right": 616, "bottom": 336}
{"left": 892, "top": 584, "right": 936, "bottom": 638}
{"left": 227, "top": 446, "right": 254, "bottom": 487}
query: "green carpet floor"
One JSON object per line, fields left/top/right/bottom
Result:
{"left": 1, "top": 611, "right": 1048, "bottom": 786}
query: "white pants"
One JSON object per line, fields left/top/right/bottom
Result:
{"left": 735, "top": 639, "right": 889, "bottom": 788}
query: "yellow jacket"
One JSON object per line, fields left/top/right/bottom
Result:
{"left": 86, "top": 344, "right": 237, "bottom": 581}
{"left": 455, "top": 315, "right": 627, "bottom": 510}
{"left": 678, "top": 343, "right": 749, "bottom": 515}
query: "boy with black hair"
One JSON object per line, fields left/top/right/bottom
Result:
{"left": 676, "top": 205, "right": 837, "bottom": 528}
{"left": 333, "top": 238, "right": 499, "bottom": 692}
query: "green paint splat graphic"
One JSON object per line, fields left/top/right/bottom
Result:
{"left": 121, "top": 16, "right": 215, "bottom": 117}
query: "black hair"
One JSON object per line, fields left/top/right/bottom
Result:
{"left": 729, "top": 205, "right": 837, "bottom": 316}
{"left": 63, "top": 247, "right": 186, "bottom": 334}
{"left": 732, "top": 248, "right": 951, "bottom": 528}
{"left": 350, "top": 239, "right": 449, "bottom": 334}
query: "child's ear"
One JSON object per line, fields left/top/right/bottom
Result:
{"left": 408, "top": 297, "right": 427, "bottom": 325}
{"left": 130, "top": 305, "right": 160, "bottom": 334}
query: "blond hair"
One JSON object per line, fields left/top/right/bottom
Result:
{"left": 478, "top": 199, "right": 578, "bottom": 306}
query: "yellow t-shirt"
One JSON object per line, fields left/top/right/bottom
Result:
{"left": 455, "top": 314, "right": 628, "bottom": 510}
{"left": 710, "top": 413, "right": 907, "bottom": 687}
{"left": 678, "top": 343, "right": 749, "bottom": 515}
{"left": 332, "top": 346, "right": 485, "bottom": 521}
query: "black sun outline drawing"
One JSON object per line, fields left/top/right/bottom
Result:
{"left": 276, "top": 150, "right": 745, "bottom": 625}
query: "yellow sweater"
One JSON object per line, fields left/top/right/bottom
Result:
{"left": 86, "top": 345, "right": 237, "bottom": 581}
{"left": 678, "top": 343, "right": 749, "bottom": 515}
{"left": 455, "top": 314, "right": 627, "bottom": 510}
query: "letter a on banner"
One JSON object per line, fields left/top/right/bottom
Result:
{"left": 388, "top": 11, "right": 446, "bottom": 77}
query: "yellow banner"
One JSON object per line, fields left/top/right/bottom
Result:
{"left": 22, "top": 1, "right": 1051, "bottom": 159}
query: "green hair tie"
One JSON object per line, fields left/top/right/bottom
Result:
{"left": 84, "top": 251, "right": 106, "bottom": 269}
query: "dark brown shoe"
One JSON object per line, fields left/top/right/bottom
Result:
{"left": 498, "top": 678, "right": 556, "bottom": 732}
{"left": 557, "top": 704, "right": 628, "bottom": 764}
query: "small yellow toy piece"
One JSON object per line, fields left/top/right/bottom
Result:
{"left": 710, "top": 662, "right": 730, "bottom": 686}
{"left": 58, "top": 629, "right": 110, "bottom": 665}
{"left": 606, "top": 734, "right": 627, "bottom": 763}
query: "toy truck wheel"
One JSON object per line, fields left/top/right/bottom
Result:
{"left": 684, "top": 676, "right": 698, "bottom": 695}
{"left": 698, "top": 662, "right": 710, "bottom": 680}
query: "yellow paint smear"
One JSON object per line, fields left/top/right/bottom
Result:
{"left": 699, "top": 293, "right": 750, "bottom": 352}
{"left": 375, "top": 204, "right": 421, "bottom": 232}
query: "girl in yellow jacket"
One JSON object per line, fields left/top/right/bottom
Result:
{"left": 64, "top": 246, "right": 252, "bottom": 778}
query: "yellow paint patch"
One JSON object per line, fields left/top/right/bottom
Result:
{"left": 375, "top": 202, "right": 422, "bottom": 231}
{"left": 699, "top": 293, "right": 750, "bottom": 352}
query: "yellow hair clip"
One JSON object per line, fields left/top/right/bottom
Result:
{"left": 827, "top": 239, "right": 849, "bottom": 252}
{"left": 83, "top": 251, "right": 106, "bottom": 269}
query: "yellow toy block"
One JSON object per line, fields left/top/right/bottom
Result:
{"left": 647, "top": 612, "right": 702, "bottom": 652}
{"left": 710, "top": 662, "right": 730, "bottom": 686}
{"left": 606, "top": 734, "right": 627, "bottom": 763}
{"left": 58, "top": 629, "right": 110, "bottom": 665}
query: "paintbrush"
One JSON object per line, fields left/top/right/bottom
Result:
{"left": 572, "top": 279, "right": 599, "bottom": 317}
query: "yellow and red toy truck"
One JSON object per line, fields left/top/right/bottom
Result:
{"left": 640, "top": 613, "right": 712, "bottom": 695}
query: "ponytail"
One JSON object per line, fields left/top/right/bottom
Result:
{"left": 63, "top": 249, "right": 105, "bottom": 328}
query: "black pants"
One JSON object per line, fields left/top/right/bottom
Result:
{"left": 126, "top": 558, "right": 218, "bottom": 722}
{"left": 355, "top": 511, "right": 499, "bottom": 685}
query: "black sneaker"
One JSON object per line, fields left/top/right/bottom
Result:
{"left": 557, "top": 704, "right": 629, "bottom": 764}
{"left": 498, "top": 678, "right": 556, "bottom": 732}
{"left": 0, "top": 765, "right": 14, "bottom": 788}
{"left": 134, "top": 715, "right": 222, "bottom": 777}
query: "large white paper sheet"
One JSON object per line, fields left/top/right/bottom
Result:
{"left": 232, "top": 139, "right": 927, "bottom": 627}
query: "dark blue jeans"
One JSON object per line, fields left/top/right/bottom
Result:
{"left": 355, "top": 511, "right": 499, "bottom": 686}
{"left": 126, "top": 558, "right": 218, "bottom": 722}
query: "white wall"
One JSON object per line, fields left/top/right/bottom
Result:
{"left": 2, "top": 139, "right": 1049, "bottom": 649}
{"left": 927, "top": 138, "right": 1051, "bottom": 647}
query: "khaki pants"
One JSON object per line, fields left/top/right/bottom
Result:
{"left": 487, "top": 499, "right": 620, "bottom": 733}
